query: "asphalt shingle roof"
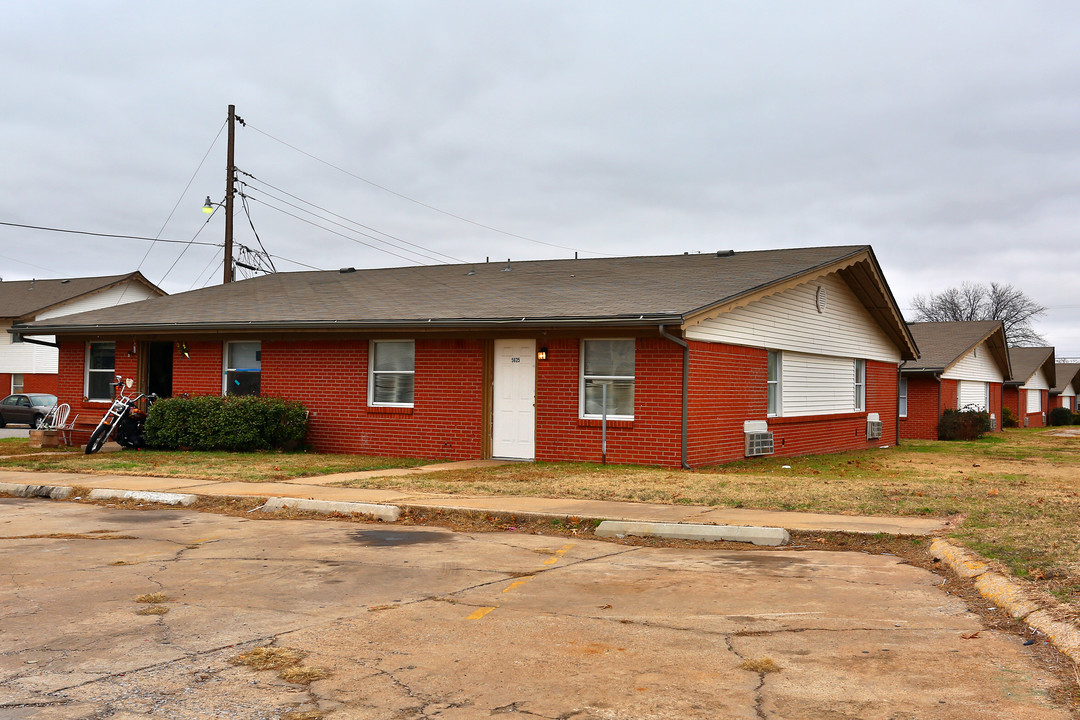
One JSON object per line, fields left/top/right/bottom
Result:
{"left": 1007, "top": 347, "right": 1056, "bottom": 386}
{"left": 0, "top": 273, "right": 153, "bottom": 320}
{"left": 1052, "top": 363, "right": 1080, "bottom": 394}
{"left": 18, "top": 246, "right": 876, "bottom": 332}
{"left": 902, "top": 321, "right": 1006, "bottom": 373}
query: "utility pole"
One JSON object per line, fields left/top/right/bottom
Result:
{"left": 223, "top": 104, "right": 237, "bottom": 284}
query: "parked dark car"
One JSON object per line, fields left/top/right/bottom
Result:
{"left": 0, "top": 393, "right": 58, "bottom": 428}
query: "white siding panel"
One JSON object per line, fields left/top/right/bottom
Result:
{"left": 941, "top": 341, "right": 1005, "bottom": 382}
{"left": 958, "top": 380, "right": 988, "bottom": 411}
{"left": 36, "top": 281, "right": 159, "bottom": 320}
{"left": 1022, "top": 368, "right": 1050, "bottom": 392}
{"left": 781, "top": 352, "right": 856, "bottom": 417}
{"left": 686, "top": 273, "right": 901, "bottom": 363}
{"left": 0, "top": 320, "right": 57, "bottom": 374}
{"left": 1063, "top": 386, "right": 1076, "bottom": 398}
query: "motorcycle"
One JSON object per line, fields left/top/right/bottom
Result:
{"left": 84, "top": 376, "right": 155, "bottom": 455}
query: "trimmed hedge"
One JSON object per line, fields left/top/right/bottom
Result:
{"left": 144, "top": 395, "right": 308, "bottom": 451}
{"left": 938, "top": 408, "right": 992, "bottom": 441}
{"left": 1049, "top": 406, "right": 1074, "bottom": 427}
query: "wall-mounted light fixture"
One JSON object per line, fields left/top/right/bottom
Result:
{"left": 537, "top": 346, "right": 548, "bottom": 361}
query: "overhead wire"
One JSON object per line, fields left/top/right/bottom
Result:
{"left": 0, "top": 220, "right": 221, "bottom": 247}
{"left": 241, "top": 181, "right": 453, "bottom": 266}
{"left": 156, "top": 207, "right": 227, "bottom": 285}
{"left": 244, "top": 122, "right": 618, "bottom": 257}
{"left": 240, "top": 171, "right": 464, "bottom": 264}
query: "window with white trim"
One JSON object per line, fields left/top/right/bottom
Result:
{"left": 580, "top": 339, "right": 635, "bottom": 419}
{"left": 899, "top": 377, "right": 908, "bottom": 417}
{"left": 369, "top": 340, "right": 414, "bottom": 406}
{"left": 224, "top": 341, "right": 261, "bottom": 396}
{"left": 854, "top": 359, "right": 866, "bottom": 411}
{"left": 767, "top": 350, "right": 780, "bottom": 417}
{"left": 85, "top": 342, "right": 116, "bottom": 400}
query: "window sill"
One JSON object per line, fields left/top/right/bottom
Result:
{"left": 578, "top": 418, "right": 634, "bottom": 429}
{"left": 769, "top": 411, "right": 866, "bottom": 425}
{"left": 366, "top": 406, "right": 414, "bottom": 415}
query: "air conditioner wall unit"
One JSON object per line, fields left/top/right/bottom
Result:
{"left": 743, "top": 420, "right": 774, "bottom": 457}
{"left": 866, "top": 412, "right": 882, "bottom": 440}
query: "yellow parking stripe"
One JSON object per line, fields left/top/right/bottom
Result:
{"left": 467, "top": 606, "right": 497, "bottom": 620}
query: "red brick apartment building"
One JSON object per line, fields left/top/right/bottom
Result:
{"left": 14, "top": 246, "right": 917, "bottom": 468}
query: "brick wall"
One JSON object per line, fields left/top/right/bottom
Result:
{"left": 535, "top": 337, "right": 683, "bottom": 466}
{"left": 0, "top": 372, "right": 57, "bottom": 395}
{"left": 55, "top": 334, "right": 902, "bottom": 467}
{"left": 899, "top": 375, "right": 940, "bottom": 440}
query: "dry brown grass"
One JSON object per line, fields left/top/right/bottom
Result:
{"left": 230, "top": 646, "right": 305, "bottom": 671}
{"left": 136, "top": 605, "right": 169, "bottom": 616}
{"left": 739, "top": 657, "right": 781, "bottom": 673}
{"left": 283, "top": 712, "right": 324, "bottom": 720}
{"left": 279, "top": 666, "right": 330, "bottom": 684}
{"left": 134, "top": 592, "right": 167, "bottom": 604}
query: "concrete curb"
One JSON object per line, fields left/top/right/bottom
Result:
{"left": 930, "top": 538, "right": 1080, "bottom": 662}
{"left": 86, "top": 489, "right": 198, "bottom": 506}
{"left": 262, "top": 497, "right": 401, "bottom": 522}
{"left": 595, "top": 520, "right": 790, "bottom": 547}
{"left": 0, "top": 482, "right": 72, "bottom": 500}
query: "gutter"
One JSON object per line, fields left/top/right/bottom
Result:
{"left": 11, "top": 313, "right": 688, "bottom": 337}
{"left": 11, "top": 334, "right": 58, "bottom": 349}
{"left": 658, "top": 325, "right": 690, "bottom": 470}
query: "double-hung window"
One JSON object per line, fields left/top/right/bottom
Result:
{"left": 767, "top": 350, "right": 781, "bottom": 416}
{"left": 370, "top": 340, "right": 414, "bottom": 406}
{"left": 11, "top": 373, "right": 23, "bottom": 395}
{"left": 899, "top": 377, "right": 908, "bottom": 417}
{"left": 85, "top": 342, "right": 116, "bottom": 400}
{"left": 581, "top": 339, "right": 635, "bottom": 419}
{"left": 854, "top": 359, "right": 866, "bottom": 411}
{"left": 225, "top": 341, "right": 261, "bottom": 396}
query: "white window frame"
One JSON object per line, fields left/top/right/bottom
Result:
{"left": 579, "top": 338, "right": 635, "bottom": 421}
{"left": 368, "top": 339, "right": 415, "bottom": 407}
{"left": 854, "top": 359, "right": 866, "bottom": 412}
{"left": 223, "top": 341, "right": 262, "bottom": 397}
{"left": 11, "top": 373, "right": 23, "bottom": 395}
{"left": 898, "top": 376, "right": 908, "bottom": 417}
{"left": 767, "top": 350, "right": 781, "bottom": 417}
{"left": 84, "top": 341, "right": 116, "bottom": 402}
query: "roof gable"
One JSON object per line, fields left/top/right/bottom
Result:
{"left": 1051, "top": 363, "right": 1080, "bottom": 395}
{"left": 903, "top": 321, "right": 1010, "bottom": 379}
{"left": 1006, "top": 347, "right": 1056, "bottom": 387}
{"left": 0, "top": 273, "right": 164, "bottom": 321}
{"left": 13, "top": 247, "right": 913, "bottom": 358}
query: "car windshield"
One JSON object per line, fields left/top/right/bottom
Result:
{"left": 28, "top": 395, "right": 57, "bottom": 406}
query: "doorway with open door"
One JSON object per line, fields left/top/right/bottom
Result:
{"left": 141, "top": 341, "right": 174, "bottom": 399}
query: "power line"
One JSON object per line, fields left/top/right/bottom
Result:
{"left": 241, "top": 182, "right": 454, "bottom": 266}
{"left": 244, "top": 122, "right": 618, "bottom": 257}
{"left": 243, "top": 195, "right": 428, "bottom": 267}
{"left": 0, "top": 220, "right": 222, "bottom": 247}
{"left": 241, "top": 172, "right": 464, "bottom": 264}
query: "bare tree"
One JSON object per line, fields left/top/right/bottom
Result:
{"left": 910, "top": 282, "right": 1047, "bottom": 347}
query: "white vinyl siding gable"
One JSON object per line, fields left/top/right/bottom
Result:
{"left": 685, "top": 273, "right": 901, "bottom": 363}
{"left": 958, "top": 380, "right": 989, "bottom": 411}
{"left": 780, "top": 352, "right": 859, "bottom": 417}
{"left": 35, "top": 282, "right": 160, "bottom": 320}
{"left": 1021, "top": 368, "right": 1050, "bottom": 392}
{"left": 941, "top": 341, "right": 1005, "bottom": 383}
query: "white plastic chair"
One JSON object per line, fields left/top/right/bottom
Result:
{"left": 44, "top": 403, "right": 77, "bottom": 446}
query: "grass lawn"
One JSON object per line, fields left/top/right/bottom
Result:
{"left": 0, "top": 443, "right": 429, "bottom": 482}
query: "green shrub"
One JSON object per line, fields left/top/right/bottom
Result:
{"left": 1001, "top": 406, "right": 1019, "bottom": 428}
{"left": 145, "top": 395, "right": 308, "bottom": 451}
{"left": 937, "top": 407, "right": 992, "bottom": 441}
{"left": 1049, "top": 406, "right": 1074, "bottom": 427}
{"left": 1073, "top": 411, "right": 1080, "bottom": 426}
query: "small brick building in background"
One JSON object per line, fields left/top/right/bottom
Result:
{"left": 20, "top": 246, "right": 918, "bottom": 468}
{"left": 1003, "top": 347, "right": 1056, "bottom": 428}
{"left": 899, "top": 321, "right": 1010, "bottom": 440}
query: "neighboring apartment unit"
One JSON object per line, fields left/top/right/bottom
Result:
{"left": 0, "top": 273, "right": 164, "bottom": 395}
{"left": 1003, "top": 347, "right": 1056, "bottom": 428}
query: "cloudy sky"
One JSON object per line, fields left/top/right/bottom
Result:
{"left": 3, "top": 2, "right": 1079, "bottom": 354}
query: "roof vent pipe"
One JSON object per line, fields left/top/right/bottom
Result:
{"left": 339, "top": 267, "right": 356, "bottom": 274}
{"left": 716, "top": 250, "right": 735, "bottom": 257}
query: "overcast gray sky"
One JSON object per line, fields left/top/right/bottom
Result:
{"left": 3, "top": 2, "right": 1079, "bottom": 354}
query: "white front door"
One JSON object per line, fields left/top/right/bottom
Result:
{"left": 492, "top": 339, "right": 536, "bottom": 460}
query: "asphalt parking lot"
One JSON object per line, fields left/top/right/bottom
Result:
{"left": 0, "top": 498, "right": 1073, "bottom": 720}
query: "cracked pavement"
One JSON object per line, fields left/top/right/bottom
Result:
{"left": 0, "top": 498, "right": 1073, "bottom": 719}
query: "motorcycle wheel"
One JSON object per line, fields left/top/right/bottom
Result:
{"left": 85, "top": 424, "right": 111, "bottom": 455}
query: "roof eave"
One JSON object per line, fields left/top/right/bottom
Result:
{"left": 13, "top": 314, "right": 688, "bottom": 336}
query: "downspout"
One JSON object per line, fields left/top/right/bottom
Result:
{"left": 935, "top": 373, "right": 942, "bottom": 438}
{"left": 659, "top": 325, "right": 690, "bottom": 470}
{"left": 895, "top": 366, "right": 901, "bottom": 447}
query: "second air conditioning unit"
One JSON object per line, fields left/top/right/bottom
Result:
{"left": 744, "top": 420, "right": 774, "bottom": 457}
{"left": 866, "top": 413, "right": 882, "bottom": 440}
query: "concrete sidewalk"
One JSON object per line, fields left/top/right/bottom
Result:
{"left": 0, "top": 463, "right": 946, "bottom": 537}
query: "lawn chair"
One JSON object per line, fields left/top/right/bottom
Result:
{"left": 44, "top": 403, "right": 78, "bottom": 446}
